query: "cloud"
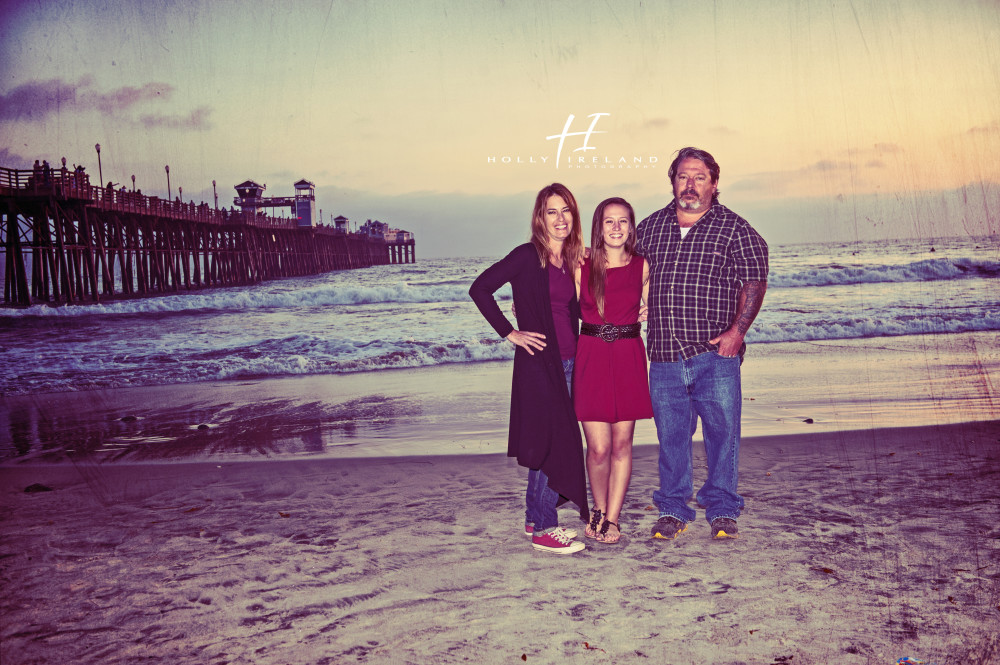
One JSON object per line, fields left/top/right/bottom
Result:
{"left": 321, "top": 181, "right": 1000, "bottom": 257}
{"left": 740, "top": 182, "right": 1000, "bottom": 244}
{"left": 728, "top": 158, "right": 854, "bottom": 195}
{"left": 642, "top": 118, "right": 670, "bottom": 130}
{"left": 0, "top": 147, "right": 32, "bottom": 168}
{"left": 804, "top": 159, "right": 849, "bottom": 172}
{"left": 92, "top": 83, "right": 172, "bottom": 114}
{"left": 0, "top": 76, "right": 171, "bottom": 120}
{"left": 967, "top": 120, "right": 999, "bottom": 135}
{"left": 318, "top": 188, "right": 540, "bottom": 259}
{"left": 139, "top": 107, "right": 213, "bottom": 130}
{"left": 0, "top": 77, "right": 209, "bottom": 130}
{"left": 872, "top": 142, "right": 903, "bottom": 154}
{"left": 0, "top": 77, "right": 82, "bottom": 121}
{"left": 708, "top": 125, "right": 738, "bottom": 136}
{"left": 727, "top": 176, "right": 772, "bottom": 194}
{"left": 835, "top": 144, "right": 904, "bottom": 160}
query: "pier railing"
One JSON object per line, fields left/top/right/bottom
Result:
{"left": 0, "top": 165, "right": 303, "bottom": 228}
{"left": 1, "top": 165, "right": 414, "bottom": 306}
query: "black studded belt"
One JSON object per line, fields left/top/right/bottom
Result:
{"left": 580, "top": 322, "right": 642, "bottom": 342}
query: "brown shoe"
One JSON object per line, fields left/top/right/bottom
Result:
{"left": 651, "top": 515, "right": 688, "bottom": 540}
{"left": 710, "top": 517, "right": 739, "bottom": 539}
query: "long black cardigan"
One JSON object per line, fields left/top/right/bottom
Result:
{"left": 469, "top": 243, "right": 589, "bottom": 521}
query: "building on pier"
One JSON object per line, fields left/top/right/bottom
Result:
{"left": 234, "top": 179, "right": 318, "bottom": 228}
{"left": 359, "top": 219, "right": 416, "bottom": 265}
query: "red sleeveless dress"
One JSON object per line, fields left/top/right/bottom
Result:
{"left": 573, "top": 257, "right": 654, "bottom": 423}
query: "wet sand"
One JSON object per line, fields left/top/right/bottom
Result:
{"left": 2, "top": 332, "right": 998, "bottom": 463}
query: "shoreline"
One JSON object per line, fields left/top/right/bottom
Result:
{"left": 2, "top": 418, "right": 997, "bottom": 467}
{"left": 2, "top": 331, "right": 997, "bottom": 464}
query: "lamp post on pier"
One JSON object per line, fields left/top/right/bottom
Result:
{"left": 165, "top": 165, "right": 171, "bottom": 200}
{"left": 131, "top": 174, "right": 135, "bottom": 192}
{"left": 95, "top": 143, "right": 103, "bottom": 190}
{"left": 179, "top": 186, "right": 183, "bottom": 203}
{"left": 213, "top": 180, "right": 218, "bottom": 209}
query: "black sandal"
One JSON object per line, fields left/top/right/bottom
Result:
{"left": 598, "top": 520, "right": 621, "bottom": 544}
{"left": 585, "top": 507, "right": 604, "bottom": 540}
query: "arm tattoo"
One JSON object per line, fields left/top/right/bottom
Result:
{"left": 734, "top": 280, "right": 767, "bottom": 336}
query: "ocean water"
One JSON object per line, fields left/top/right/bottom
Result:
{"left": 1, "top": 235, "right": 997, "bottom": 397}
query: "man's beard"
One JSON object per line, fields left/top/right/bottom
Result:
{"left": 677, "top": 190, "right": 704, "bottom": 210}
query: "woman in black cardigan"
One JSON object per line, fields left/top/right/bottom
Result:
{"left": 470, "top": 183, "right": 590, "bottom": 554}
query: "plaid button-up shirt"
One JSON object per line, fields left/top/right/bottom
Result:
{"left": 636, "top": 200, "right": 769, "bottom": 362}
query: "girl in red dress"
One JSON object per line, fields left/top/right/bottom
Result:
{"left": 574, "top": 197, "right": 654, "bottom": 544}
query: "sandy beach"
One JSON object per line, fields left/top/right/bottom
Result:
{"left": 2, "top": 333, "right": 999, "bottom": 664}
{"left": 2, "top": 423, "right": 998, "bottom": 664}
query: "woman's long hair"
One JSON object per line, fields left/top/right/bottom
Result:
{"left": 588, "top": 197, "right": 637, "bottom": 321}
{"left": 529, "top": 183, "right": 584, "bottom": 269}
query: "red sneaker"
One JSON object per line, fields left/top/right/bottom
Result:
{"left": 531, "top": 529, "right": 585, "bottom": 554}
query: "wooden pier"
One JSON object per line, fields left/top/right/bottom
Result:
{"left": 0, "top": 165, "right": 416, "bottom": 307}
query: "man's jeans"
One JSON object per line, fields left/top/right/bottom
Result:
{"left": 525, "top": 357, "right": 575, "bottom": 533}
{"left": 650, "top": 352, "right": 744, "bottom": 524}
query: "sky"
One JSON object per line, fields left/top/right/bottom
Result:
{"left": 1, "top": 0, "right": 998, "bottom": 258}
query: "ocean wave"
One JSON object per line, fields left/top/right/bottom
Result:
{"left": 0, "top": 337, "right": 516, "bottom": 395}
{"left": 0, "top": 283, "right": 513, "bottom": 318}
{"left": 4, "top": 314, "right": 998, "bottom": 396}
{"left": 3, "top": 257, "right": 994, "bottom": 319}
{"left": 749, "top": 311, "right": 1000, "bottom": 343}
{"left": 769, "top": 257, "right": 999, "bottom": 288}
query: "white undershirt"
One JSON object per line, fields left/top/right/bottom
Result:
{"left": 679, "top": 225, "right": 692, "bottom": 239}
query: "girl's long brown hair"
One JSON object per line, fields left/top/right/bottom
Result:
{"left": 588, "top": 197, "right": 637, "bottom": 321}
{"left": 529, "top": 183, "right": 584, "bottom": 269}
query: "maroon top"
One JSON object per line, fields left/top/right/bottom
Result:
{"left": 548, "top": 263, "right": 577, "bottom": 360}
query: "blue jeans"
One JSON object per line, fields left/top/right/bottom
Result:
{"left": 525, "top": 357, "right": 575, "bottom": 534}
{"left": 650, "top": 352, "right": 744, "bottom": 524}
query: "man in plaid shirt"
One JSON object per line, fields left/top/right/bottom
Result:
{"left": 636, "top": 147, "right": 768, "bottom": 541}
